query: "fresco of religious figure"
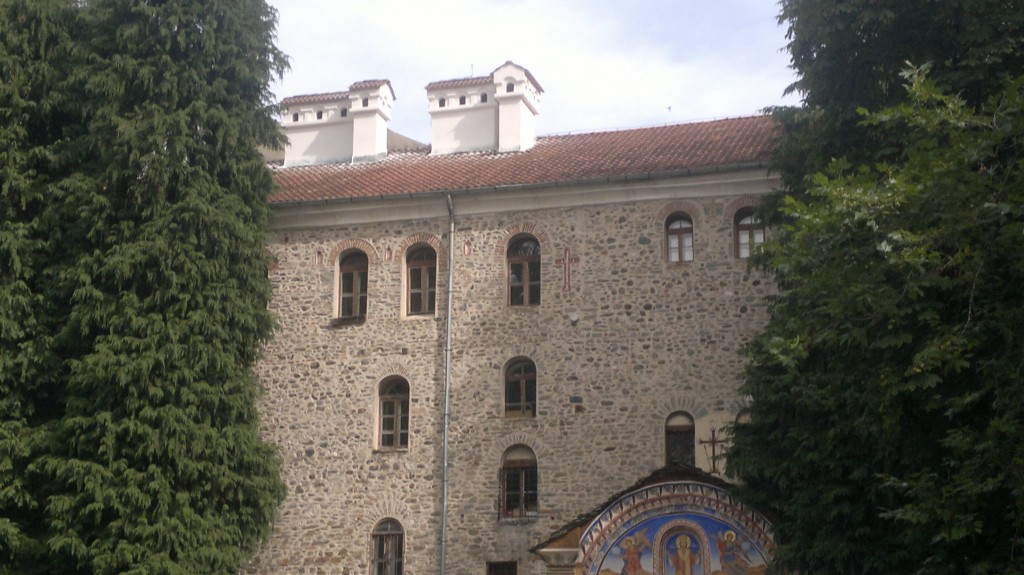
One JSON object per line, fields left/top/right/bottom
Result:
{"left": 714, "top": 530, "right": 755, "bottom": 575}
{"left": 669, "top": 533, "right": 699, "bottom": 575}
{"left": 619, "top": 532, "right": 651, "bottom": 575}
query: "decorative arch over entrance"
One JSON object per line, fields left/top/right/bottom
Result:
{"left": 579, "top": 480, "right": 773, "bottom": 575}
{"left": 532, "top": 472, "right": 773, "bottom": 575}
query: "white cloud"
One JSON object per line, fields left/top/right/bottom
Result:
{"left": 268, "top": 0, "right": 798, "bottom": 142}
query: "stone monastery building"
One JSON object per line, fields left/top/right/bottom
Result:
{"left": 249, "top": 62, "right": 777, "bottom": 575}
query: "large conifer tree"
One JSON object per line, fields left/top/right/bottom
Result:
{"left": 0, "top": 0, "right": 287, "bottom": 572}
{"left": 1, "top": 0, "right": 92, "bottom": 569}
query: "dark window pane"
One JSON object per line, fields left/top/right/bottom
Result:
{"left": 372, "top": 523, "right": 404, "bottom": 575}
{"left": 488, "top": 562, "right": 517, "bottom": 575}
{"left": 505, "top": 381, "right": 519, "bottom": 405}
{"left": 666, "top": 429, "right": 695, "bottom": 466}
{"left": 510, "top": 263, "right": 524, "bottom": 286}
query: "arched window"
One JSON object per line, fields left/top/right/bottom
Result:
{"left": 734, "top": 208, "right": 764, "bottom": 259}
{"left": 406, "top": 247, "right": 436, "bottom": 315}
{"left": 340, "top": 108, "right": 348, "bottom": 118}
{"left": 379, "top": 378, "right": 409, "bottom": 449}
{"left": 371, "top": 519, "right": 404, "bottom": 575}
{"left": 339, "top": 251, "right": 368, "bottom": 320}
{"left": 500, "top": 445, "right": 538, "bottom": 517}
{"left": 666, "top": 213, "right": 694, "bottom": 262}
{"left": 665, "top": 411, "right": 695, "bottom": 467}
{"left": 506, "top": 82, "right": 515, "bottom": 93}
{"left": 504, "top": 358, "right": 536, "bottom": 418}
{"left": 508, "top": 236, "right": 541, "bottom": 306}
{"left": 481, "top": 93, "right": 488, "bottom": 103}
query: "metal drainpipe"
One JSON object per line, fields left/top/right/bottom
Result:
{"left": 440, "top": 193, "right": 456, "bottom": 575}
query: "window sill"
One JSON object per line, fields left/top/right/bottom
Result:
{"left": 499, "top": 514, "right": 539, "bottom": 525}
{"left": 504, "top": 411, "right": 535, "bottom": 420}
{"left": 328, "top": 315, "right": 366, "bottom": 328}
{"left": 372, "top": 447, "right": 409, "bottom": 455}
{"left": 402, "top": 312, "right": 438, "bottom": 321}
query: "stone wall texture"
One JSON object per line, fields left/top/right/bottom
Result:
{"left": 245, "top": 176, "right": 774, "bottom": 575}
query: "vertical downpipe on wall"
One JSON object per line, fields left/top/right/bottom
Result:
{"left": 440, "top": 193, "right": 455, "bottom": 575}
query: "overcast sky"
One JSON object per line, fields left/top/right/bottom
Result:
{"left": 266, "top": 0, "right": 800, "bottom": 144}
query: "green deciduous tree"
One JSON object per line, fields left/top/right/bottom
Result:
{"left": 0, "top": 0, "right": 287, "bottom": 572}
{"left": 730, "top": 72, "right": 1024, "bottom": 574}
{"left": 768, "top": 0, "right": 1024, "bottom": 197}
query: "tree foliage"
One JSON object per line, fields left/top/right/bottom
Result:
{"left": 768, "top": 0, "right": 1024, "bottom": 197}
{"left": 0, "top": 0, "right": 287, "bottom": 572}
{"left": 731, "top": 71, "right": 1024, "bottom": 574}
{"left": 729, "top": 2, "right": 1024, "bottom": 572}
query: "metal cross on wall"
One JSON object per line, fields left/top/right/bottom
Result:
{"left": 699, "top": 427, "right": 726, "bottom": 474}
{"left": 555, "top": 247, "right": 579, "bottom": 290}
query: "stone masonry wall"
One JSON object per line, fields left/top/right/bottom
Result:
{"left": 246, "top": 182, "right": 773, "bottom": 575}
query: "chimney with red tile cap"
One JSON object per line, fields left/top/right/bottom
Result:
{"left": 425, "top": 61, "right": 542, "bottom": 155}
{"left": 279, "top": 80, "right": 395, "bottom": 166}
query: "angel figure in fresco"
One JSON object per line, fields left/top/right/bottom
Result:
{"left": 619, "top": 531, "right": 651, "bottom": 575}
{"left": 670, "top": 533, "right": 699, "bottom": 575}
{"left": 714, "top": 530, "right": 753, "bottom": 575}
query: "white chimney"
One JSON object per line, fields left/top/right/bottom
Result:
{"left": 280, "top": 80, "right": 395, "bottom": 167}
{"left": 426, "top": 61, "right": 541, "bottom": 155}
{"left": 493, "top": 61, "right": 541, "bottom": 153}
{"left": 349, "top": 80, "right": 395, "bottom": 162}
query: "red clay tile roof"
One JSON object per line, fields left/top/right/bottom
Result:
{"left": 280, "top": 80, "right": 395, "bottom": 107}
{"left": 280, "top": 91, "right": 350, "bottom": 106}
{"left": 498, "top": 61, "right": 544, "bottom": 93}
{"left": 349, "top": 79, "right": 396, "bottom": 99}
{"left": 269, "top": 116, "right": 778, "bottom": 205}
{"left": 425, "top": 75, "right": 493, "bottom": 91}
{"left": 425, "top": 61, "right": 544, "bottom": 93}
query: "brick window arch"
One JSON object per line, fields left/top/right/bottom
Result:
{"left": 406, "top": 246, "right": 437, "bottom": 315}
{"left": 504, "top": 358, "right": 537, "bottom": 418}
{"left": 508, "top": 235, "right": 541, "bottom": 306}
{"left": 500, "top": 445, "right": 538, "bottom": 517}
{"left": 339, "top": 250, "right": 368, "bottom": 321}
{"left": 666, "top": 212, "right": 695, "bottom": 262}
{"left": 379, "top": 378, "right": 409, "bottom": 449}
{"left": 371, "top": 519, "right": 404, "bottom": 575}
{"left": 666, "top": 411, "right": 695, "bottom": 467}
{"left": 734, "top": 207, "right": 765, "bottom": 259}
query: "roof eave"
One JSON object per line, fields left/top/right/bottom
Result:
{"left": 268, "top": 160, "right": 770, "bottom": 208}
